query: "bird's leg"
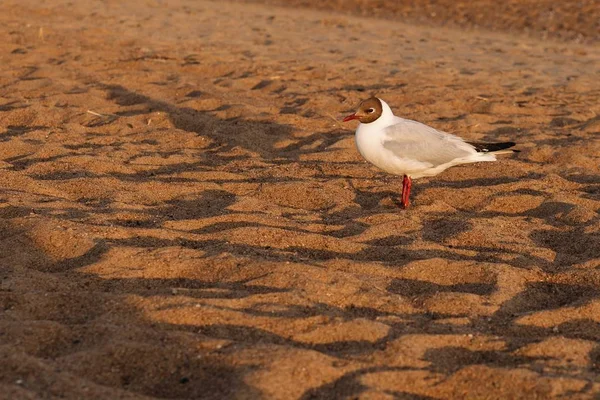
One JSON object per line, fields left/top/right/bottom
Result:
{"left": 401, "top": 175, "right": 412, "bottom": 208}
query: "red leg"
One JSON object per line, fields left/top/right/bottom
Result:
{"left": 401, "top": 175, "right": 412, "bottom": 208}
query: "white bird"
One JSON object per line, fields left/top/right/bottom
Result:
{"left": 343, "top": 97, "right": 518, "bottom": 208}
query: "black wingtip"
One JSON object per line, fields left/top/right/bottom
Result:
{"left": 468, "top": 141, "right": 518, "bottom": 153}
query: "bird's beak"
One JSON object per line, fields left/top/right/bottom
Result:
{"left": 343, "top": 113, "right": 360, "bottom": 122}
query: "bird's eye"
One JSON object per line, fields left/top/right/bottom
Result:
{"left": 367, "top": 108, "right": 375, "bottom": 113}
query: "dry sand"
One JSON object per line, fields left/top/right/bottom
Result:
{"left": 1, "top": 0, "right": 599, "bottom": 398}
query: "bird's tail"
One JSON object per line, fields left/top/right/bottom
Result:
{"left": 467, "top": 141, "right": 519, "bottom": 155}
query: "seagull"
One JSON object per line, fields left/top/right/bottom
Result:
{"left": 343, "top": 97, "right": 518, "bottom": 208}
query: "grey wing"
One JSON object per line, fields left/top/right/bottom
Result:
{"left": 381, "top": 119, "right": 477, "bottom": 167}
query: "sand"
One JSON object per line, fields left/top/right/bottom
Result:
{"left": 242, "top": 0, "right": 600, "bottom": 43}
{"left": 0, "top": 0, "right": 599, "bottom": 398}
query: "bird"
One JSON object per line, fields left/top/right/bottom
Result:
{"left": 343, "top": 97, "right": 518, "bottom": 208}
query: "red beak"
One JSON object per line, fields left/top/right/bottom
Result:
{"left": 343, "top": 113, "right": 359, "bottom": 122}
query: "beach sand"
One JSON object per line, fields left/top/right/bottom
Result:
{"left": 1, "top": 0, "right": 599, "bottom": 398}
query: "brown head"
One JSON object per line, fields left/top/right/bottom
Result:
{"left": 343, "top": 97, "right": 383, "bottom": 124}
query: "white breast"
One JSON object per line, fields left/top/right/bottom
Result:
{"left": 355, "top": 124, "right": 391, "bottom": 171}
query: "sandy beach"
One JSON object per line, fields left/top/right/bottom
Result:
{"left": 1, "top": 0, "right": 599, "bottom": 398}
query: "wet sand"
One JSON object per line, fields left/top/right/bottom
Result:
{"left": 1, "top": 0, "right": 599, "bottom": 398}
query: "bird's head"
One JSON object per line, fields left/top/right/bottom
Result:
{"left": 343, "top": 97, "right": 383, "bottom": 124}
